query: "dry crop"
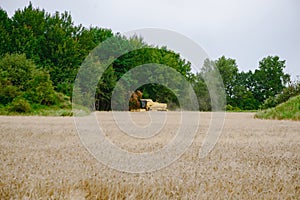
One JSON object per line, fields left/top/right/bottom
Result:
{"left": 0, "top": 112, "right": 299, "bottom": 199}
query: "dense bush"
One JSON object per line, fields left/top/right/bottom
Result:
{"left": 9, "top": 98, "right": 31, "bottom": 112}
{"left": 262, "top": 82, "right": 300, "bottom": 109}
{"left": 0, "top": 84, "right": 20, "bottom": 105}
{"left": 24, "top": 72, "right": 58, "bottom": 105}
{"left": 225, "top": 104, "right": 241, "bottom": 111}
{"left": 256, "top": 95, "right": 300, "bottom": 120}
{"left": 0, "top": 54, "right": 65, "bottom": 113}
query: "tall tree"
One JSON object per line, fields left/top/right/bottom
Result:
{"left": 10, "top": 2, "right": 47, "bottom": 61}
{"left": 193, "top": 73, "right": 211, "bottom": 111}
{"left": 193, "top": 58, "right": 226, "bottom": 111}
{"left": 0, "top": 8, "right": 12, "bottom": 55}
{"left": 7, "top": 3, "right": 113, "bottom": 96}
{"left": 252, "top": 56, "right": 290, "bottom": 104}
{"left": 232, "top": 71, "right": 259, "bottom": 110}
{"left": 215, "top": 56, "right": 238, "bottom": 104}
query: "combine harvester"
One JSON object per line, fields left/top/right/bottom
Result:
{"left": 130, "top": 99, "right": 168, "bottom": 112}
{"left": 140, "top": 99, "right": 168, "bottom": 111}
{"left": 128, "top": 90, "right": 168, "bottom": 112}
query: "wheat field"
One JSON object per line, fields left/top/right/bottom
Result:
{"left": 0, "top": 112, "right": 299, "bottom": 199}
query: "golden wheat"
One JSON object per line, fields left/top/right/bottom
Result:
{"left": 0, "top": 113, "right": 299, "bottom": 199}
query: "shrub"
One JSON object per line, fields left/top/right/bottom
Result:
{"left": 262, "top": 82, "right": 300, "bottom": 109}
{"left": 225, "top": 104, "right": 241, "bottom": 111}
{"left": 261, "top": 96, "right": 278, "bottom": 109}
{"left": 24, "top": 72, "right": 58, "bottom": 105}
{"left": 256, "top": 95, "right": 300, "bottom": 120}
{"left": 0, "top": 54, "right": 63, "bottom": 111}
{"left": 0, "top": 54, "right": 35, "bottom": 90}
{"left": 0, "top": 84, "right": 20, "bottom": 105}
{"left": 9, "top": 98, "right": 31, "bottom": 113}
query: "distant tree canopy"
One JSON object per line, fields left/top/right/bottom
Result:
{"left": 0, "top": 3, "right": 293, "bottom": 112}
{"left": 0, "top": 3, "right": 113, "bottom": 96}
{"left": 193, "top": 56, "right": 290, "bottom": 111}
{"left": 0, "top": 53, "right": 63, "bottom": 112}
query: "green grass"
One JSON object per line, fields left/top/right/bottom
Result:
{"left": 0, "top": 102, "right": 92, "bottom": 117}
{"left": 255, "top": 95, "right": 300, "bottom": 120}
{"left": 226, "top": 109, "right": 257, "bottom": 113}
{"left": 0, "top": 105, "right": 73, "bottom": 116}
{"left": 0, "top": 101, "right": 73, "bottom": 116}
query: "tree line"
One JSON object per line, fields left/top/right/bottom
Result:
{"left": 0, "top": 3, "right": 298, "bottom": 113}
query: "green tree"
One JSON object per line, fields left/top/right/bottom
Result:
{"left": 193, "top": 73, "right": 211, "bottom": 111}
{"left": 0, "top": 54, "right": 59, "bottom": 108}
{"left": 231, "top": 71, "right": 259, "bottom": 110}
{"left": 10, "top": 2, "right": 47, "bottom": 61}
{"left": 24, "top": 72, "right": 57, "bottom": 105}
{"left": 261, "top": 81, "right": 300, "bottom": 109}
{"left": 96, "top": 65, "right": 117, "bottom": 111}
{"left": 230, "top": 85, "right": 258, "bottom": 110}
{"left": 90, "top": 35, "right": 194, "bottom": 111}
{"left": 215, "top": 56, "right": 238, "bottom": 104}
{"left": 253, "top": 56, "right": 290, "bottom": 104}
{"left": 0, "top": 8, "right": 12, "bottom": 55}
{"left": 193, "top": 58, "right": 226, "bottom": 111}
{"left": 0, "top": 53, "right": 35, "bottom": 90}
{"left": 6, "top": 3, "right": 113, "bottom": 97}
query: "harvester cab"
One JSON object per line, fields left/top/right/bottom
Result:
{"left": 140, "top": 99, "right": 168, "bottom": 111}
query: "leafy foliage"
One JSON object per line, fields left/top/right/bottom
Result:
{"left": 215, "top": 56, "right": 238, "bottom": 101}
{"left": 255, "top": 95, "right": 300, "bottom": 120}
{"left": 0, "top": 4, "right": 294, "bottom": 113}
{"left": 195, "top": 56, "right": 290, "bottom": 111}
{"left": 252, "top": 56, "right": 290, "bottom": 104}
{"left": 1, "top": 3, "right": 113, "bottom": 96}
{"left": 261, "top": 81, "right": 300, "bottom": 109}
{"left": 24, "top": 71, "right": 57, "bottom": 105}
{"left": 0, "top": 54, "right": 67, "bottom": 113}
{"left": 9, "top": 97, "right": 31, "bottom": 113}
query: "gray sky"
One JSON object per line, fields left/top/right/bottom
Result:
{"left": 1, "top": 0, "right": 300, "bottom": 80}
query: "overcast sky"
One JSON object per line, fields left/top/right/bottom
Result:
{"left": 1, "top": 0, "right": 300, "bottom": 80}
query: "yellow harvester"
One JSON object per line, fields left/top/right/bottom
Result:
{"left": 140, "top": 99, "right": 168, "bottom": 111}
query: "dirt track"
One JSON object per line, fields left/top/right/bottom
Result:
{"left": 0, "top": 112, "right": 299, "bottom": 199}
